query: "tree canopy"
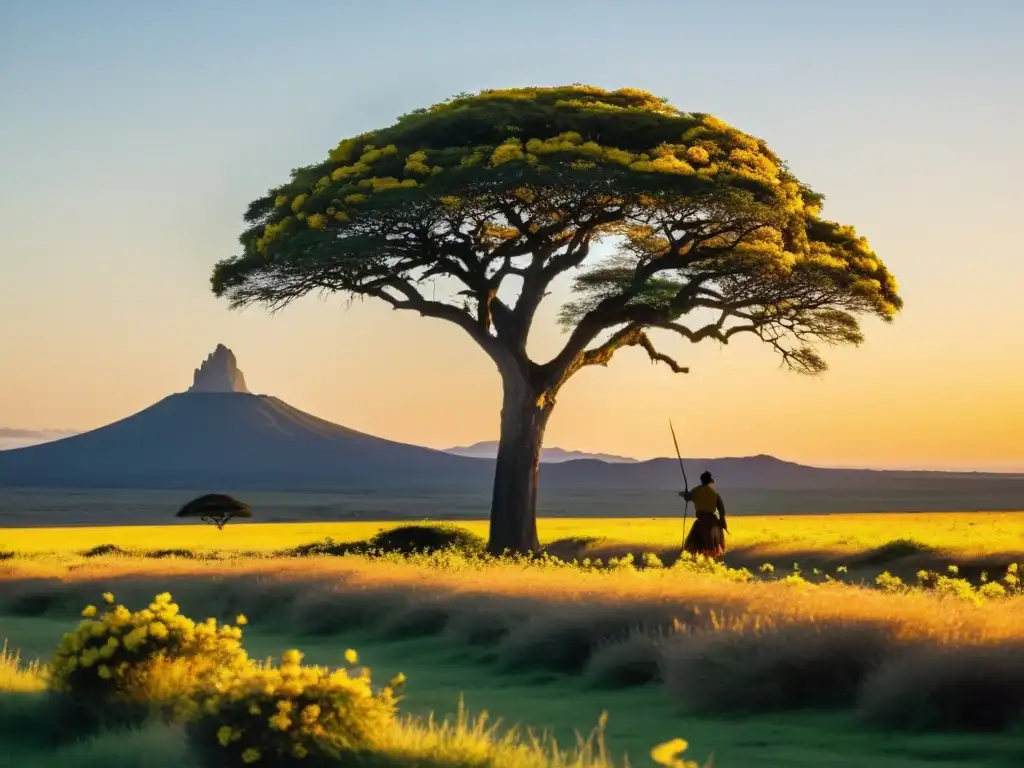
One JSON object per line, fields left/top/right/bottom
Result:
{"left": 212, "top": 85, "right": 902, "bottom": 553}
{"left": 214, "top": 85, "right": 900, "bottom": 386}
{"left": 176, "top": 493, "right": 253, "bottom": 530}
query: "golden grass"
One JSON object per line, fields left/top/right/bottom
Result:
{"left": 3, "top": 553, "right": 1023, "bottom": 644}
{"left": 3, "top": 552, "right": 1024, "bottom": 731}
{"left": 2, "top": 511, "right": 1024, "bottom": 558}
{"left": 0, "top": 640, "right": 46, "bottom": 693}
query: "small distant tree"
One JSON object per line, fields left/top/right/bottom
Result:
{"left": 212, "top": 86, "right": 902, "bottom": 555}
{"left": 176, "top": 494, "right": 253, "bottom": 530}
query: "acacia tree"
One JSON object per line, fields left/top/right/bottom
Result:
{"left": 212, "top": 86, "right": 902, "bottom": 555}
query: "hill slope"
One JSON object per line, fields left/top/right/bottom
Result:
{"left": 0, "top": 393, "right": 493, "bottom": 491}
{"left": 0, "top": 393, "right": 1020, "bottom": 506}
{"left": 445, "top": 441, "right": 638, "bottom": 464}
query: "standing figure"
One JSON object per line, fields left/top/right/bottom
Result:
{"left": 678, "top": 470, "right": 728, "bottom": 558}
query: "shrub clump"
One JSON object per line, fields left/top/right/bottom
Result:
{"left": 49, "top": 591, "right": 249, "bottom": 729}
{"left": 368, "top": 524, "right": 486, "bottom": 556}
{"left": 183, "top": 648, "right": 402, "bottom": 767}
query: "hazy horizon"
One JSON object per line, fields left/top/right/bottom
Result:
{"left": 2, "top": 398, "right": 1020, "bottom": 473}
{"left": 2, "top": 1, "right": 1022, "bottom": 473}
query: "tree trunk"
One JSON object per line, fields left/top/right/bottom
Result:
{"left": 486, "top": 375, "right": 551, "bottom": 556}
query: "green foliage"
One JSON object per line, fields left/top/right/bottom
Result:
{"left": 368, "top": 523, "right": 487, "bottom": 556}
{"left": 285, "top": 523, "right": 487, "bottom": 558}
{"left": 214, "top": 84, "right": 900, "bottom": 381}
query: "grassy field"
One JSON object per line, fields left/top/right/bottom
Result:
{"left": 3, "top": 614, "right": 1021, "bottom": 768}
{"left": 4, "top": 512, "right": 1024, "bottom": 584}
{"left": 5, "top": 511, "right": 1024, "bottom": 554}
{"left": 2, "top": 515, "right": 1023, "bottom": 766}
{"left": 3, "top": 484, "right": 1023, "bottom": 528}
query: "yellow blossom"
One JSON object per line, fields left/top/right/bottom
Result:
{"left": 81, "top": 605, "right": 97, "bottom": 618}
{"left": 242, "top": 747, "right": 262, "bottom": 764}
{"left": 343, "top": 649, "right": 358, "bottom": 666}
{"left": 491, "top": 138, "right": 525, "bottom": 166}
{"left": 268, "top": 712, "right": 292, "bottom": 731}
{"left": 217, "top": 725, "right": 234, "bottom": 746}
{"left": 235, "top": 614, "right": 248, "bottom": 626}
{"left": 685, "top": 146, "right": 710, "bottom": 164}
{"left": 102, "top": 592, "right": 115, "bottom": 604}
{"left": 282, "top": 649, "right": 303, "bottom": 665}
{"left": 651, "top": 738, "right": 691, "bottom": 767}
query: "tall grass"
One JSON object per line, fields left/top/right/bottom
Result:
{"left": 2, "top": 549, "right": 1024, "bottom": 732}
{"left": 0, "top": 639, "right": 46, "bottom": 693}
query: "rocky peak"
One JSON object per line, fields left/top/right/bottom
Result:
{"left": 188, "top": 344, "right": 250, "bottom": 393}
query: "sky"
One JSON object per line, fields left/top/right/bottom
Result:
{"left": 1, "top": 0, "right": 1022, "bottom": 471}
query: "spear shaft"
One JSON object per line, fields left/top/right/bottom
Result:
{"left": 669, "top": 420, "right": 690, "bottom": 546}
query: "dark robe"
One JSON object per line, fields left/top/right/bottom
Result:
{"left": 681, "top": 482, "right": 727, "bottom": 557}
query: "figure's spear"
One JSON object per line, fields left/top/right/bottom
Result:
{"left": 669, "top": 420, "right": 690, "bottom": 546}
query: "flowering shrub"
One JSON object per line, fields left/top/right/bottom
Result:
{"left": 874, "top": 564, "right": 1024, "bottom": 605}
{"left": 49, "top": 591, "right": 249, "bottom": 727}
{"left": 184, "top": 648, "right": 402, "bottom": 767}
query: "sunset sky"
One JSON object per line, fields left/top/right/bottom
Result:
{"left": 1, "top": 0, "right": 1021, "bottom": 471}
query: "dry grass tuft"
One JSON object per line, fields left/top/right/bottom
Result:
{"left": 584, "top": 632, "right": 665, "bottom": 689}
{"left": 858, "top": 640, "right": 1024, "bottom": 732}
{"left": 0, "top": 640, "right": 46, "bottom": 693}
{"left": 4, "top": 551, "right": 1024, "bottom": 733}
{"left": 662, "top": 620, "right": 896, "bottom": 714}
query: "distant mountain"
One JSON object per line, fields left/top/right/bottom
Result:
{"left": 445, "top": 440, "right": 638, "bottom": 464}
{"left": 0, "top": 345, "right": 1020, "bottom": 511}
{"left": 0, "top": 391, "right": 492, "bottom": 492}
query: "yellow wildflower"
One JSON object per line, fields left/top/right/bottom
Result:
{"left": 268, "top": 712, "right": 292, "bottom": 731}
{"left": 300, "top": 704, "right": 321, "bottom": 724}
{"left": 281, "top": 649, "right": 303, "bottom": 665}
{"left": 149, "top": 621, "right": 169, "bottom": 640}
{"left": 102, "top": 592, "right": 115, "bottom": 604}
{"left": 236, "top": 614, "right": 248, "bottom": 626}
{"left": 97, "top": 664, "right": 112, "bottom": 679}
{"left": 81, "top": 605, "right": 97, "bottom": 618}
{"left": 217, "top": 725, "right": 234, "bottom": 747}
{"left": 242, "top": 747, "right": 262, "bottom": 764}
{"left": 306, "top": 213, "right": 327, "bottom": 230}
{"left": 343, "top": 649, "right": 358, "bottom": 666}
{"left": 651, "top": 738, "right": 690, "bottom": 766}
